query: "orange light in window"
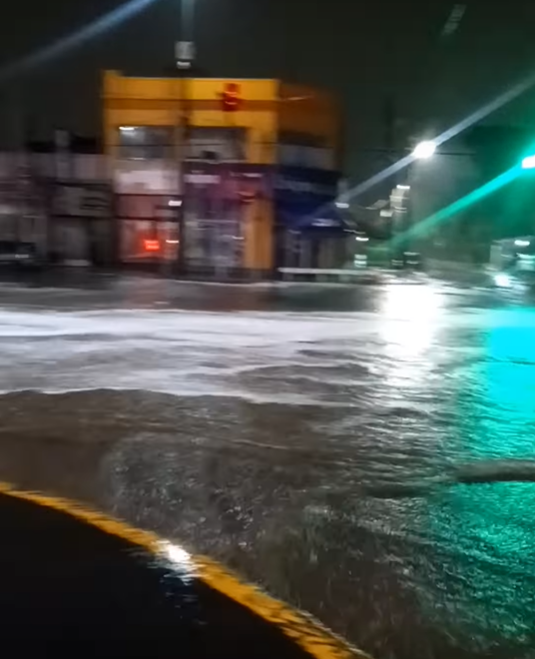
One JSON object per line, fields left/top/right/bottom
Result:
{"left": 144, "top": 239, "right": 160, "bottom": 252}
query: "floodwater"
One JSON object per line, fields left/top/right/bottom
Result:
{"left": 1, "top": 273, "right": 535, "bottom": 659}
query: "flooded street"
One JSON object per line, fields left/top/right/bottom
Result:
{"left": 1, "top": 275, "right": 535, "bottom": 659}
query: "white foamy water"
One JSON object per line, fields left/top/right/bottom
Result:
{"left": 2, "top": 282, "right": 535, "bottom": 659}
{"left": 0, "top": 299, "right": 451, "bottom": 404}
{"left": 0, "top": 280, "right": 504, "bottom": 411}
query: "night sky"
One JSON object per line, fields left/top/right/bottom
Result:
{"left": 2, "top": 0, "right": 535, "bottom": 181}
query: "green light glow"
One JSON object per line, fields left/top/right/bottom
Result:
{"left": 424, "top": 307, "right": 535, "bottom": 649}
{"left": 392, "top": 165, "right": 521, "bottom": 248}
{"left": 521, "top": 155, "right": 535, "bottom": 169}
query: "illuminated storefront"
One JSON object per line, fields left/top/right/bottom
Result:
{"left": 103, "top": 71, "right": 341, "bottom": 276}
{"left": 184, "top": 163, "right": 270, "bottom": 275}
{"left": 274, "top": 166, "right": 348, "bottom": 270}
{"left": 116, "top": 193, "right": 180, "bottom": 264}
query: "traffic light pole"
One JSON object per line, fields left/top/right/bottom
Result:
{"left": 176, "top": 0, "right": 195, "bottom": 276}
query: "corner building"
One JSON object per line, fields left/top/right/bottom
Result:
{"left": 103, "top": 71, "right": 344, "bottom": 277}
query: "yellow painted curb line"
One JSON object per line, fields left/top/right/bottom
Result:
{"left": 0, "top": 481, "right": 372, "bottom": 659}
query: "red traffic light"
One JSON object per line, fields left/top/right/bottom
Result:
{"left": 221, "top": 83, "right": 241, "bottom": 112}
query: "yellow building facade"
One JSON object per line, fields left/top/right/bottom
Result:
{"left": 103, "top": 70, "right": 342, "bottom": 275}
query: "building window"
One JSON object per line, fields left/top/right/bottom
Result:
{"left": 120, "top": 220, "right": 179, "bottom": 263}
{"left": 185, "top": 183, "right": 244, "bottom": 270}
{"left": 117, "top": 194, "right": 180, "bottom": 263}
{"left": 186, "top": 127, "right": 246, "bottom": 162}
{"left": 114, "top": 161, "right": 179, "bottom": 194}
{"left": 117, "top": 126, "right": 174, "bottom": 160}
{"left": 116, "top": 194, "right": 177, "bottom": 221}
{"left": 278, "top": 131, "right": 334, "bottom": 170}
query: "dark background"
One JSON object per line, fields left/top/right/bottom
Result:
{"left": 2, "top": 0, "right": 535, "bottom": 180}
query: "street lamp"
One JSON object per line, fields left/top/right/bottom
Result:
{"left": 412, "top": 140, "right": 437, "bottom": 160}
{"left": 176, "top": 0, "right": 195, "bottom": 68}
{"left": 521, "top": 154, "right": 535, "bottom": 170}
{"left": 392, "top": 140, "right": 438, "bottom": 262}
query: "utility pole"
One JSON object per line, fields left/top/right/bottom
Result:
{"left": 175, "top": 0, "right": 195, "bottom": 276}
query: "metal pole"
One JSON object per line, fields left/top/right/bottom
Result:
{"left": 176, "top": 0, "right": 195, "bottom": 277}
{"left": 181, "top": 0, "right": 195, "bottom": 44}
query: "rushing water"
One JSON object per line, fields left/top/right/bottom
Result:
{"left": 1, "top": 276, "right": 535, "bottom": 659}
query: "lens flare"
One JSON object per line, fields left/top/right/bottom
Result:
{"left": 392, "top": 165, "right": 520, "bottom": 247}
{"left": 0, "top": 0, "right": 158, "bottom": 82}
{"left": 332, "top": 70, "right": 535, "bottom": 210}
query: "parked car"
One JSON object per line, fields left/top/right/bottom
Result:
{"left": 0, "top": 241, "right": 42, "bottom": 269}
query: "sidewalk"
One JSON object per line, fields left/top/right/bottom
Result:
{"left": 424, "top": 258, "right": 488, "bottom": 286}
{"left": 0, "top": 260, "right": 489, "bottom": 291}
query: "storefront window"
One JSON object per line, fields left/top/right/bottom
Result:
{"left": 120, "top": 220, "right": 179, "bottom": 263}
{"left": 117, "top": 194, "right": 177, "bottom": 221}
{"left": 117, "top": 193, "right": 180, "bottom": 264}
{"left": 279, "top": 231, "right": 346, "bottom": 269}
{"left": 186, "top": 218, "right": 243, "bottom": 271}
{"left": 185, "top": 187, "right": 244, "bottom": 270}
{"left": 117, "top": 126, "right": 174, "bottom": 160}
{"left": 186, "top": 127, "right": 246, "bottom": 162}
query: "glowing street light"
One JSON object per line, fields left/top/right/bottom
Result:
{"left": 521, "top": 155, "right": 535, "bottom": 170}
{"left": 412, "top": 140, "right": 437, "bottom": 160}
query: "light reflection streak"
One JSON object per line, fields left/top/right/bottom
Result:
{"left": 380, "top": 284, "right": 443, "bottom": 387}
{"left": 381, "top": 284, "right": 443, "bottom": 357}
{"left": 159, "top": 540, "right": 197, "bottom": 583}
{"left": 423, "top": 307, "right": 535, "bottom": 644}
{"left": 0, "top": 0, "right": 158, "bottom": 82}
{"left": 391, "top": 166, "right": 519, "bottom": 248}
{"left": 332, "top": 73, "right": 535, "bottom": 209}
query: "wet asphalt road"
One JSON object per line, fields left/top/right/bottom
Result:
{"left": 1, "top": 272, "right": 535, "bottom": 659}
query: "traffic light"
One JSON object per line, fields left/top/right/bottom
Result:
{"left": 221, "top": 83, "right": 241, "bottom": 112}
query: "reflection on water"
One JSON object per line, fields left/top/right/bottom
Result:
{"left": 483, "top": 309, "right": 535, "bottom": 453}
{"left": 0, "top": 279, "right": 534, "bottom": 658}
{"left": 380, "top": 285, "right": 444, "bottom": 395}
{"left": 159, "top": 540, "right": 197, "bottom": 583}
{"left": 426, "top": 306, "right": 535, "bottom": 655}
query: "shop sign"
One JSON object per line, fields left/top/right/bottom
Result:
{"left": 185, "top": 164, "right": 270, "bottom": 200}
{"left": 52, "top": 184, "right": 112, "bottom": 219}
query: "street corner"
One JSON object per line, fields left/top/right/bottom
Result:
{"left": 0, "top": 482, "right": 369, "bottom": 659}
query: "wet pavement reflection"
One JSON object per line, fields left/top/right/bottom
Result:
{"left": 0, "top": 486, "right": 360, "bottom": 659}
{"left": 1, "top": 273, "right": 535, "bottom": 658}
